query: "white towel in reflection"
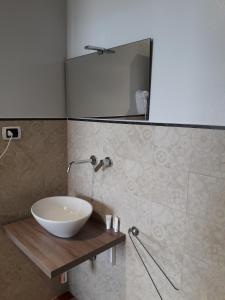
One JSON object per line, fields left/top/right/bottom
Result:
{"left": 135, "top": 90, "right": 149, "bottom": 114}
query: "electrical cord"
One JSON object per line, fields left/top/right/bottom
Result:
{"left": 0, "top": 131, "right": 13, "bottom": 160}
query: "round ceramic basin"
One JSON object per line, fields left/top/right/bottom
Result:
{"left": 31, "top": 196, "right": 93, "bottom": 238}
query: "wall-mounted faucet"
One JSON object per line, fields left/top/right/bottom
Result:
{"left": 67, "top": 155, "right": 97, "bottom": 173}
{"left": 94, "top": 157, "right": 113, "bottom": 172}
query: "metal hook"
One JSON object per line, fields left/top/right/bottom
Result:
{"left": 128, "top": 226, "right": 139, "bottom": 236}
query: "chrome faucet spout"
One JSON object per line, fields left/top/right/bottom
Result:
{"left": 67, "top": 155, "right": 97, "bottom": 174}
{"left": 67, "top": 162, "right": 74, "bottom": 173}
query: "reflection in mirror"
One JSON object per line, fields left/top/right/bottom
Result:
{"left": 66, "top": 38, "right": 153, "bottom": 121}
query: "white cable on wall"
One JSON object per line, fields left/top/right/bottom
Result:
{"left": 0, "top": 131, "right": 13, "bottom": 160}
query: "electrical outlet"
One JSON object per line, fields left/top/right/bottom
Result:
{"left": 2, "top": 127, "right": 21, "bottom": 140}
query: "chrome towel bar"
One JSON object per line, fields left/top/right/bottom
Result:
{"left": 128, "top": 226, "right": 179, "bottom": 300}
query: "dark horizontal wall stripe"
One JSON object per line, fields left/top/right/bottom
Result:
{"left": 0, "top": 118, "right": 67, "bottom": 121}
{"left": 68, "top": 118, "right": 225, "bottom": 130}
{"left": 3, "top": 117, "right": 224, "bottom": 130}
{"left": 88, "top": 114, "right": 145, "bottom": 119}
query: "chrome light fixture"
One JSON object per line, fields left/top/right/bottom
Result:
{"left": 84, "top": 45, "right": 115, "bottom": 55}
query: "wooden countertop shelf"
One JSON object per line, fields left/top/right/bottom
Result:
{"left": 4, "top": 217, "right": 126, "bottom": 279}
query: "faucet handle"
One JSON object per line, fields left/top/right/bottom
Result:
{"left": 102, "top": 157, "right": 113, "bottom": 170}
{"left": 94, "top": 160, "right": 104, "bottom": 172}
{"left": 94, "top": 157, "right": 112, "bottom": 172}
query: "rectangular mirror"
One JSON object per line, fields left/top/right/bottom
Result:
{"left": 66, "top": 38, "right": 153, "bottom": 121}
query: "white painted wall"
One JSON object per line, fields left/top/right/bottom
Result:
{"left": 67, "top": 0, "right": 225, "bottom": 126}
{"left": 0, "top": 0, "right": 66, "bottom": 118}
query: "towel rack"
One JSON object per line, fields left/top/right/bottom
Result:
{"left": 128, "top": 226, "right": 179, "bottom": 300}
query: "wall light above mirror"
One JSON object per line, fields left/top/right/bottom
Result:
{"left": 66, "top": 38, "right": 153, "bottom": 121}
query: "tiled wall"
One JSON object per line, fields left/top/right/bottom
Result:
{"left": 68, "top": 121, "right": 225, "bottom": 300}
{"left": 0, "top": 120, "right": 67, "bottom": 300}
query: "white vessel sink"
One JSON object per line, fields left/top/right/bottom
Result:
{"left": 31, "top": 196, "right": 93, "bottom": 238}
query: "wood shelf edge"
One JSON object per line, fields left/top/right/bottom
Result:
{"left": 50, "top": 234, "right": 125, "bottom": 278}
{"left": 4, "top": 218, "right": 126, "bottom": 279}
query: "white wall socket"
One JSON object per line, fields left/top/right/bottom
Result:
{"left": 2, "top": 127, "right": 21, "bottom": 140}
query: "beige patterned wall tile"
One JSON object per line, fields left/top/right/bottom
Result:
{"left": 190, "top": 129, "right": 225, "bottom": 178}
{"left": 181, "top": 254, "right": 225, "bottom": 300}
{"left": 92, "top": 159, "right": 188, "bottom": 217}
{"left": 181, "top": 254, "right": 209, "bottom": 300}
{"left": 187, "top": 173, "right": 225, "bottom": 273}
{"left": 102, "top": 123, "right": 155, "bottom": 166}
{"left": 152, "top": 127, "right": 192, "bottom": 172}
{"left": 70, "top": 247, "right": 126, "bottom": 300}
{"left": 188, "top": 173, "right": 225, "bottom": 227}
{"left": 92, "top": 167, "right": 145, "bottom": 232}
{"left": 0, "top": 120, "right": 67, "bottom": 224}
{"left": 93, "top": 158, "right": 145, "bottom": 200}
{"left": 68, "top": 121, "right": 104, "bottom": 160}
{"left": 68, "top": 121, "right": 225, "bottom": 300}
{"left": 184, "top": 214, "right": 225, "bottom": 270}
{"left": 149, "top": 202, "right": 185, "bottom": 287}
{"left": 0, "top": 120, "right": 67, "bottom": 300}
{"left": 145, "top": 166, "right": 188, "bottom": 212}
{"left": 68, "top": 164, "right": 94, "bottom": 199}
{"left": 125, "top": 263, "right": 157, "bottom": 300}
{"left": 187, "top": 173, "right": 212, "bottom": 219}
{"left": 205, "top": 268, "right": 225, "bottom": 300}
